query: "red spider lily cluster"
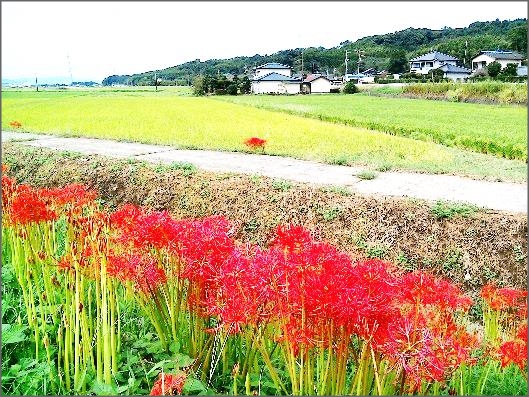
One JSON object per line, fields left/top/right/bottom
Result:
{"left": 2, "top": 167, "right": 527, "bottom": 395}
{"left": 9, "top": 120, "right": 22, "bottom": 128}
{"left": 244, "top": 136, "right": 266, "bottom": 150}
{"left": 150, "top": 372, "right": 187, "bottom": 395}
{"left": 481, "top": 283, "right": 528, "bottom": 372}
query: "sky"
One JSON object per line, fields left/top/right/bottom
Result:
{"left": 1, "top": 1, "right": 527, "bottom": 83}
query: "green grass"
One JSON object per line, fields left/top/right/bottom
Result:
{"left": 1, "top": 89, "right": 526, "bottom": 183}
{"left": 216, "top": 93, "right": 527, "bottom": 161}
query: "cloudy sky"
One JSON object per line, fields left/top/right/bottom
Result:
{"left": 2, "top": 1, "right": 526, "bottom": 83}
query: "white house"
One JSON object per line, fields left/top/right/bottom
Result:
{"left": 302, "top": 74, "right": 336, "bottom": 93}
{"left": 409, "top": 51, "right": 459, "bottom": 74}
{"left": 471, "top": 50, "right": 525, "bottom": 71}
{"left": 344, "top": 73, "right": 375, "bottom": 84}
{"left": 251, "top": 72, "right": 301, "bottom": 94}
{"left": 253, "top": 62, "right": 292, "bottom": 78}
{"left": 435, "top": 63, "right": 471, "bottom": 81}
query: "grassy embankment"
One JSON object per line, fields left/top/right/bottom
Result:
{"left": 1, "top": 89, "right": 526, "bottom": 182}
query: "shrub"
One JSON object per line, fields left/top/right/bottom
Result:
{"left": 342, "top": 81, "right": 358, "bottom": 94}
{"left": 487, "top": 62, "right": 502, "bottom": 78}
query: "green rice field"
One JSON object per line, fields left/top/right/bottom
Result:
{"left": 216, "top": 93, "right": 527, "bottom": 161}
{"left": 1, "top": 88, "right": 526, "bottom": 182}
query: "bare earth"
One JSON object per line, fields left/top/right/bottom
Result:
{"left": 2, "top": 131, "right": 527, "bottom": 214}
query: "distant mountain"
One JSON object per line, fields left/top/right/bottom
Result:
{"left": 102, "top": 18, "right": 527, "bottom": 86}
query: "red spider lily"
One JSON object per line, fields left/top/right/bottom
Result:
{"left": 40, "top": 183, "right": 98, "bottom": 208}
{"left": 244, "top": 137, "right": 267, "bottom": 150}
{"left": 498, "top": 339, "right": 527, "bottom": 371}
{"left": 9, "top": 120, "right": 22, "bottom": 128}
{"left": 382, "top": 307, "right": 478, "bottom": 391}
{"left": 1, "top": 173, "right": 17, "bottom": 210}
{"left": 335, "top": 259, "right": 400, "bottom": 343}
{"left": 107, "top": 251, "right": 167, "bottom": 293}
{"left": 269, "top": 224, "right": 314, "bottom": 254}
{"left": 8, "top": 186, "right": 57, "bottom": 225}
{"left": 150, "top": 372, "right": 187, "bottom": 395}
{"left": 481, "top": 283, "right": 527, "bottom": 312}
{"left": 110, "top": 204, "right": 183, "bottom": 250}
{"left": 397, "top": 271, "right": 472, "bottom": 312}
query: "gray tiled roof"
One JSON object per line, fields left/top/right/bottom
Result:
{"left": 437, "top": 63, "right": 471, "bottom": 74}
{"left": 410, "top": 51, "right": 459, "bottom": 62}
{"left": 303, "top": 74, "right": 331, "bottom": 83}
{"left": 252, "top": 72, "right": 300, "bottom": 82}
{"left": 479, "top": 50, "right": 525, "bottom": 61}
{"left": 255, "top": 63, "right": 292, "bottom": 69}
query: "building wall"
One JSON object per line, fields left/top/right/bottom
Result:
{"left": 310, "top": 78, "right": 333, "bottom": 93}
{"left": 284, "top": 83, "right": 301, "bottom": 94}
{"left": 410, "top": 60, "right": 457, "bottom": 74}
{"left": 444, "top": 72, "right": 469, "bottom": 81}
{"left": 254, "top": 67, "right": 291, "bottom": 78}
{"left": 472, "top": 54, "right": 522, "bottom": 70}
{"left": 252, "top": 80, "right": 295, "bottom": 94}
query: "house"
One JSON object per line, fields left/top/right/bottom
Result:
{"left": 471, "top": 50, "right": 525, "bottom": 71}
{"left": 344, "top": 73, "right": 374, "bottom": 84}
{"left": 435, "top": 63, "right": 471, "bottom": 81}
{"left": 251, "top": 72, "right": 301, "bottom": 94}
{"left": 409, "top": 51, "right": 459, "bottom": 74}
{"left": 253, "top": 62, "right": 292, "bottom": 78}
{"left": 302, "top": 74, "right": 337, "bottom": 93}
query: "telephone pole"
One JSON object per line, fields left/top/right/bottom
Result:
{"left": 357, "top": 49, "right": 365, "bottom": 74}
{"left": 301, "top": 49, "right": 304, "bottom": 79}
{"left": 345, "top": 50, "right": 349, "bottom": 76}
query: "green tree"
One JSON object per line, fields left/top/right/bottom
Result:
{"left": 192, "top": 75, "right": 206, "bottom": 96}
{"left": 226, "top": 83, "right": 238, "bottom": 95}
{"left": 500, "top": 63, "right": 518, "bottom": 76}
{"left": 508, "top": 25, "right": 528, "bottom": 54}
{"left": 387, "top": 49, "right": 408, "bottom": 73}
{"left": 487, "top": 61, "right": 502, "bottom": 78}
{"left": 239, "top": 76, "right": 252, "bottom": 94}
{"left": 342, "top": 81, "right": 358, "bottom": 94}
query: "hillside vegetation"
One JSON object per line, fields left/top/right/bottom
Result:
{"left": 102, "top": 18, "right": 527, "bottom": 86}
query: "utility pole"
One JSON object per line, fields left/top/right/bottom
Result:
{"left": 301, "top": 49, "right": 304, "bottom": 79}
{"left": 464, "top": 40, "right": 468, "bottom": 67}
{"left": 35, "top": 76, "right": 38, "bottom": 92}
{"left": 345, "top": 50, "right": 349, "bottom": 76}
{"left": 357, "top": 49, "right": 365, "bottom": 74}
{"left": 154, "top": 72, "right": 158, "bottom": 91}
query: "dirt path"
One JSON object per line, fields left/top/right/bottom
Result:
{"left": 2, "top": 131, "right": 527, "bottom": 213}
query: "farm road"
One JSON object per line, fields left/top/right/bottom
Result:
{"left": 2, "top": 131, "right": 527, "bottom": 214}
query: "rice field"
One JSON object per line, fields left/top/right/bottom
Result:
{"left": 215, "top": 92, "right": 528, "bottom": 161}
{"left": 1, "top": 88, "right": 526, "bottom": 182}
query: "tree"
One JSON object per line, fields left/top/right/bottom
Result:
{"left": 508, "top": 25, "right": 528, "bottom": 54}
{"left": 239, "top": 76, "right": 252, "bottom": 94}
{"left": 387, "top": 49, "right": 408, "bottom": 73}
{"left": 342, "top": 81, "right": 358, "bottom": 94}
{"left": 430, "top": 68, "right": 446, "bottom": 82}
{"left": 487, "top": 61, "right": 502, "bottom": 78}
{"left": 226, "top": 83, "right": 238, "bottom": 95}
{"left": 500, "top": 63, "right": 518, "bottom": 76}
{"left": 192, "top": 75, "right": 206, "bottom": 96}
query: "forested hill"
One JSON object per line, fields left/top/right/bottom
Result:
{"left": 102, "top": 18, "right": 527, "bottom": 86}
